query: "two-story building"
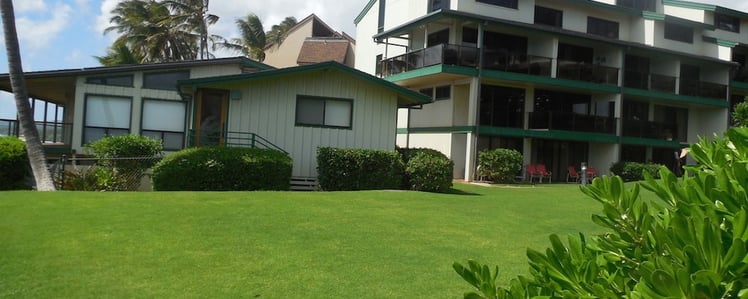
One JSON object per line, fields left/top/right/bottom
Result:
{"left": 355, "top": 0, "right": 748, "bottom": 181}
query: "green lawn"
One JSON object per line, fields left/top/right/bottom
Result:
{"left": 1, "top": 183, "right": 604, "bottom": 298}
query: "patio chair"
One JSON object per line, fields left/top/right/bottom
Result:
{"left": 526, "top": 164, "right": 541, "bottom": 183}
{"left": 535, "top": 164, "right": 552, "bottom": 183}
{"left": 585, "top": 167, "right": 597, "bottom": 181}
{"left": 566, "top": 166, "right": 580, "bottom": 183}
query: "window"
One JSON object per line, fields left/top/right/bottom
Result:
{"left": 587, "top": 17, "right": 619, "bottom": 39}
{"left": 664, "top": 22, "right": 693, "bottom": 43}
{"left": 534, "top": 6, "right": 562, "bottom": 28}
{"left": 141, "top": 99, "right": 186, "bottom": 150}
{"left": 429, "top": 0, "right": 449, "bottom": 12}
{"left": 715, "top": 13, "right": 740, "bottom": 33}
{"left": 427, "top": 29, "right": 449, "bottom": 47}
{"left": 378, "top": 0, "right": 386, "bottom": 33}
{"left": 418, "top": 85, "right": 451, "bottom": 101}
{"left": 375, "top": 54, "right": 383, "bottom": 76}
{"left": 83, "top": 95, "right": 131, "bottom": 144}
{"left": 142, "top": 70, "right": 189, "bottom": 90}
{"left": 86, "top": 75, "right": 134, "bottom": 87}
{"left": 617, "top": 0, "right": 655, "bottom": 11}
{"left": 476, "top": 0, "right": 517, "bottom": 9}
{"left": 295, "top": 96, "right": 352, "bottom": 128}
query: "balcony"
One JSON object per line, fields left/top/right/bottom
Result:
{"left": 623, "top": 70, "right": 677, "bottom": 93}
{"left": 482, "top": 52, "right": 553, "bottom": 76}
{"left": 734, "top": 67, "right": 748, "bottom": 83}
{"left": 379, "top": 44, "right": 478, "bottom": 77}
{"left": 679, "top": 79, "right": 727, "bottom": 99}
{"left": 1, "top": 118, "right": 72, "bottom": 146}
{"left": 529, "top": 111, "right": 616, "bottom": 134}
{"left": 556, "top": 60, "right": 619, "bottom": 85}
{"left": 622, "top": 119, "right": 680, "bottom": 140}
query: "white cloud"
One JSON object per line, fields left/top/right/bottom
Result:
{"left": 15, "top": 2, "right": 73, "bottom": 51}
{"left": 65, "top": 49, "right": 82, "bottom": 64}
{"left": 95, "top": 0, "right": 119, "bottom": 41}
{"left": 15, "top": 0, "right": 47, "bottom": 13}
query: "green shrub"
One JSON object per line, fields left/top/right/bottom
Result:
{"left": 609, "top": 161, "right": 661, "bottom": 182}
{"left": 454, "top": 127, "right": 748, "bottom": 298}
{"left": 399, "top": 148, "right": 453, "bottom": 192}
{"left": 477, "top": 148, "right": 523, "bottom": 183}
{"left": 0, "top": 136, "right": 30, "bottom": 190}
{"left": 152, "top": 147, "right": 291, "bottom": 191}
{"left": 317, "top": 147, "right": 403, "bottom": 191}
{"left": 84, "top": 135, "right": 163, "bottom": 191}
{"left": 61, "top": 166, "right": 127, "bottom": 191}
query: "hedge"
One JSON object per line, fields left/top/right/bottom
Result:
{"left": 152, "top": 147, "right": 292, "bottom": 191}
{"left": 609, "top": 161, "right": 662, "bottom": 182}
{"left": 398, "top": 148, "right": 453, "bottom": 192}
{"left": 317, "top": 147, "right": 403, "bottom": 191}
{"left": 0, "top": 136, "right": 30, "bottom": 190}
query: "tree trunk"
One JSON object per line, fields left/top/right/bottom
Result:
{"left": 0, "top": 0, "right": 56, "bottom": 191}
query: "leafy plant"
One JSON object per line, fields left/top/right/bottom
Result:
{"left": 317, "top": 147, "right": 404, "bottom": 191}
{"left": 477, "top": 148, "right": 522, "bottom": 183}
{"left": 398, "top": 148, "right": 453, "bottom": 192}
{"left": 85, "top": 135, "right": 163, "bottom": 190}
{"left": 609, "top": 161, "right": 662, "bottom": 182}
{"left": 455, "top": 127, "right": 748, "bottom": 298}
{"left": 0, "top": 136, "right": 30, "bottom": 190}
{"left": 732, "top": 100, "right": 748, "bottom": 127}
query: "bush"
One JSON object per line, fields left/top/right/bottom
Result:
{"left": 84, "top": 135, "right": 163, "bottom": 191}
{"left": 477, "top": 148, "right": 523, "bottom": 183}
{"left": 0, "top": 136, "right": 30, "bottom": 190}
{"left": 609, "top": 161, "right": 661, "bottom": 182}
{"left": 317, "top": 147, "right": 403, "bottom": 191}
{"left": 152, "top": 147, "right": 291, "bottom": 191}
{"left": 400, "top": 148, "right": 453, "bottom": 192}
{"left": 454, "top": 127, "right": 748, "bottom": 298}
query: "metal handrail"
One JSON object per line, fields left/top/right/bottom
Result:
{"left": 188, "top": 129, "right": 288, "bottom": 154}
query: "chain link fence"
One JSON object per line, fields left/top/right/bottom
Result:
{"left": 51, "top": 155, "right": 162, "bottom": 191}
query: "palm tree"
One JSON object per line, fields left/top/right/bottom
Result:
{"left": 265, "top": 16, "right": 297, "bottom": 47}
{"left": 94, "top": 43, "right": 144, "bottom": 66}
{"left": 0, "top": 0, "right": 56, "bottom": 191}
{"left": 104, "top": 0, "right": 198, "bottom": 63}
{"left": 216, "top": 14, "right": 296, "bottom": 62}
{"left": 162, "top": 0, "right": 219, "bottom": 60}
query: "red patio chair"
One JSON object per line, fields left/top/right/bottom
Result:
{"left": 526, "top": 164, "right": 541, "bottom": 183}
{"left": 566, "top": 166, "right": 580, "bottom": 183}
{"left": 536, "top": 164, "right": 553, "bottom": 183}
{"left": 586, "top": 167, "right": 597, "bottom": 180}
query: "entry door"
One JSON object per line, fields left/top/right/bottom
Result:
{"left": 195, "top": 90, "right": 228, "bottom": 146}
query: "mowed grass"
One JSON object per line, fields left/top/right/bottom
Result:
{"left": 0, "top": 183, "right": 604, "bottom": 298}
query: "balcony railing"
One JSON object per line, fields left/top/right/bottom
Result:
{"left": 482, "top": 52, "right": 553, "bottom": 76}
{"left": 623, "top": 70, "right": 677, "bottom": 93}
{"left": 529, "top": 111, "right": 617, "bottom": 134}
{"left": 379, "top": 44, "right": 478, "bottom": 77}
{"left": 0, "top": 118, "right": 72, "bottom": 145}
{"left": 188, "top": 129, "right": 287, "bottom": 154}
{"left": 556, "top": 60, "right": 619, "bottom": 85}
{"left": 622, "top": 119, "right": 680, "bottom": 140}
{"left": 679, "top": 79, "right": 727, "bottom": 99}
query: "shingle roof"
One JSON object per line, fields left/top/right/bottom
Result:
{"left": 296, "top": 39, "right": 350, "bottom": 65}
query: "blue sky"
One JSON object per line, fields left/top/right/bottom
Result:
{"left": 0, "top": 0, "right": 746, "bottom": 120}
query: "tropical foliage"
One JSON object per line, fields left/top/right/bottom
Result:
{"left": 100, "top": 0, "right": 219, "bottom": 65}
{"left": 455, "top": 127, "right": 748, "bottom": 298}
{"left": 733, "top": 100, "right": 748, "bottom": 127}
{"left": 215, "top": 14, "right": 297, "bottom": 62}
{"left": 477, "top": 148, "right": 523, "bottom": 183}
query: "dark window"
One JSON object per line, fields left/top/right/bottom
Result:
{"left": 587, "top": 17, "right": 619, "bottom": 39}
{"left": 427, "top": 29, "right": 449, "bottom": 47}
{"left": 375, "top": 54, "right": 383, "bottom": 76}
{"left": 534, "top": 6, "right": 562, "bottom": 28}
{"left": 479, "top": 85, "right": 525, "bottom": 128}
{"left": 295, "top": 95, "right": 352, "bottom": 128}
{"left": 378, "top": 0, "right": 386, "bottom": 33}
{"left": 664, "top": 22, "right": 693, "bottom": 43}
{"left": 86, "top": 75, "right": 134, "bottom": 87}
{"left": 434, "top": 85, "right": 451, "bottom": 100}
{"left": 476, "top": 0, "right": 517, "bottom": 9}
{"left": 429, "top": 0, "right": 449, "bottom": 12}
{"left": 715, "top": 13, "right": 740, "bottom": 33}
{"left": 142, "top": 71, "right": 190, "bottom": 90}
{"left": 617, "top": 0, "right": 655, "bottom": 11}
{"left": 558, "top": 43, "right": 593, "bottom": 63}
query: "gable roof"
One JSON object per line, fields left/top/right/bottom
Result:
{"left": 296, "top": 39, "right": 350, "bottom": 65}
{"left": 264, "top": 14, "right": 341, "bottom": 50}
{"left": 178, "top": 61, "right": 431, "bottom": 107}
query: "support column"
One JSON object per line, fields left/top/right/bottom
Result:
{"left": 464, "top": 77, "right": 481, "bottom": 181}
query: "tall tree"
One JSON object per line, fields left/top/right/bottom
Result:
{"left": 215, "top": 14, "right": 296, "bottom": 62}
{"left": 0, "top": 0, "right": 56, "bottom": 191}
{"left": 94, "top": 43, "right": 144, "bottom": 66}
{"left": 104, "top": 0, "right": 198, "bottom": 63}
{"left": 163, "top": 0, "right": 219, "bottom": 60}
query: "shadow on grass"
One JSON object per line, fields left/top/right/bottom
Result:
{"left": 442, "top": 188, "right": 481, "bottom": 196}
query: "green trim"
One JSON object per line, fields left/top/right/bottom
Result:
{"left": 179, "top": 61, "right": 431, "bottom": 106}
{"left": 663, "top": 0, "right": 715, "bottom": 11}
{"left": 399, "top": 126, "right": 477, "bottom": 134}
{"left": 642, "top": 11, "right": 666, "bottom": 21}
{"left": 482, "top": 69, "right": 622, "bottom": 94}
{"left": 354, "top": 0, "right": 377, "bottom": 25}
{"left": 622, "top": 87, "right": 729, "bottom": 107}
{"left": 714, "top": 6, "right": 748, "bottom": 19}
{"left": 385, "top": 65, "right": 479, "bottom": 82}
{"left": 702, "top": 36, "right": 738, "bottom": 47}
{"left": 620, "top": 136, "right": 685, "bottom": 148}
{"left": 731, "top": 81, "right": 748, "bottom": 91}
